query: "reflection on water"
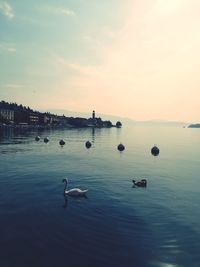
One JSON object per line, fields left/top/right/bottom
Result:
{"left": 63, "top": 195, "right": 88, "bottom": 209}
{"left": 63, "top": 195, "right": 68, "bottom": 208}
{"left": 92, "top": 127, "right": 95, "bottom": 143}
{"left": 0, "top": 147, "right": 32, "bottom": 154}
{"left": 0, "top": 125, "right": 200, "bottom": 267}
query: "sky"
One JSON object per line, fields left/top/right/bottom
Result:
{"left": 0, "top": 0, "right": 200, "bottom": 122}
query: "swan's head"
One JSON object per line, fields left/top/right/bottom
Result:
{"left": 132, "top": 179, "right": 136, "bottom": 183}
{"left": 62, "top": 178, "right": 68, "bottom": 184}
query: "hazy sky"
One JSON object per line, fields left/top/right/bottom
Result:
{"left": 0, "top": 0, "right": 200, "bottom": 122}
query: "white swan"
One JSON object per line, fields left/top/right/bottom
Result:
{"left": 62, "top": 178, "right": 88, "bottom": 197}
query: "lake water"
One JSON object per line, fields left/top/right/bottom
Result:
{"left": 0, "top": 125, "right": 200, "bottom": 267}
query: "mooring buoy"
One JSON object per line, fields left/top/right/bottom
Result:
{"left": 117, "top": 143, "right": 125, "bottom": 151}
{"left": 44, "top": 137, "right": 49, "bottom": 143}
{"left": 35, "top": 136, "right": 40, "bottom": 141}
{"left": 59, "top": 139, "right": 65, "bottom": 146}
{"left": 151, "top": 146, "right": 160, "bottom": 156}
{"left": 85, "top": 141, "right": 92, "bottom": 149}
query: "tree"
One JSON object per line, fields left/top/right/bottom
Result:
{"left": 116, "top": 121, "right": 122, "bottom": 128}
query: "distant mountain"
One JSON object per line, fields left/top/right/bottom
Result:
{"left": 133, "top": 120, "right": 188, "bottom": 127}
{"left": 44, "top": 109, "right": 187, "bottom": 127}
{"left": 188, "top": 123, "right": 200, "bottom": 128}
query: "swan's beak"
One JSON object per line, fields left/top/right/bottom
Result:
{"left": 62, "top": 179, "right": 66, "bottom": 183}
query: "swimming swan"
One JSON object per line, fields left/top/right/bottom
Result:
{"left": 62, "top": 178, "right": 88, "bottom": 196}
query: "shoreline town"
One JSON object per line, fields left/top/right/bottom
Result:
{"left": 0, "top": 101, "right": 122, "bottom": 129}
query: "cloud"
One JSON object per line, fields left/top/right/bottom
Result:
{"left": 56, "top": 7, "right": 74, "bottom": 16}
{"left": 55, "top": 55, "right": 100, "bottom": 77}
{"left": 52, "top": 0, "right": 200, "bottom": 120}
{"left": 153, "top": 0, "right": 182, "bottom": 16}
{"left": 104, "top": 30, "right": 116, "bottom": 39}
{"left": 0, "top": 1, "right": 14, "bottom": 19}
{"left": 0, "top": 43, "right": 16, "bottom": 53}
{"left": 39, "top": 5, "right": 75, "bottom": 17}
{"left": 5, "top": 84, "right": 24, "bottom": 89}
{"left": 83, "top": 27, "right": 117, "bottom": 43}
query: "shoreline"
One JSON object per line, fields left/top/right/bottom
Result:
{"left": 0, "top": 124, "right": 119, "bottom": 130}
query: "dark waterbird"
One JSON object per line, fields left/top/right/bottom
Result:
{"left": 132, "top": 179, "right": 147, "bottom": 187}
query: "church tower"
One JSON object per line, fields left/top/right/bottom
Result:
{"left": 92, "top": 110, "right": 95, "bottom": 120}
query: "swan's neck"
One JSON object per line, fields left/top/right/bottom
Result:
{"left": 64, "top": 181, "right": 68, "bottom": 192}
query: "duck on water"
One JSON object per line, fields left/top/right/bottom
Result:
{"left": 132, "top": 179, "right": 147, "bottom": 187}
{"left": 62, "top": 178, "right": 88, "bottom": 197}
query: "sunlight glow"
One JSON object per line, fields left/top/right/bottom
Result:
{"left": 1, "top": 0, "right": 200, "bottom": 122}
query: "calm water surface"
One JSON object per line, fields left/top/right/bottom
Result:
{"left": 0, "top": 125, "right": 200, "bottom": 267}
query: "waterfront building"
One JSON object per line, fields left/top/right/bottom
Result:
{"left": 29, "top": 113, "right": 39, "bottom": 124}
{"left": 40, "top": 113, "right": 60, "bottom": 125}
{"left": 50, "top": 115, "right": 60, "bottom": 124}
{"left": 0, "top": 108, "right": 14, "bottom": 123}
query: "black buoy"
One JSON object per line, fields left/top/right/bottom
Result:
{"left": 151, "top": 146, "right": 160, "bottom": 156}
{"left": 59, "top": 139, "right": 65, "bottom": 146}
{"left": 44, "top": 137, "right": 49, "bottom": 143}
{"left": 117, "top": 143, "right": 125, "bottom": 151}
{"left": 85, "top": 141, "right": 92, "bottom": 149}
{"left": 35, "top": 136, "right": 40, "bottom": 141}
